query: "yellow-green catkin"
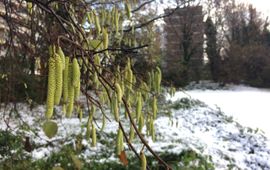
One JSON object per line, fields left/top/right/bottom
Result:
{"left": 116, "top": 128, "right": 123, "bottom": 155}
{"left": 74, "top": 80, "right": 80, "bottom": 100}
{"left": 125, "top": 2, "right": 131, "bottom": 19}
{"left": 140, "top": 152, "right": 147, "bottom": 170}
{"left": 86, "top": 127, "right": 90, "bottom": 141}
{"left": 46, "top": 57, "right": 56, "bottom": 119}
{"left": 103, "top": 28, "right": 108, "bottom": 49}
{"left": 87, "top": 12, "right": 92, "bottom": 24}
{"left": 93, "top": 72, "right": 98, "bottom": 87}
{"left": 138, "top": 114, "right": 144, "bottom": 133}
{"left": 101, "top": 114, "right": 106, "bottom": 131}
{"left": 124, "top": 101, "right": 130, "bottom": 119}
{"left": 152, "top": 127, "right": 156, "bottom": 141}
{"left": 94, "top": 11, "right": 101, "bottom": 34}
{"left": 129, "top": 123, "right": 135, "bottom": 142}
{"left": 127, "top": 67, "right": 133, "bottom": 90}
{"left": 155, "top": 67, "right": 162, "bottom": 94}
{"left": 141, "top": 82, "right": 149, "bottom": 101}
{"left": 111, "top": 94, "right": 119, "bottom": 121}
{"left": 152, "top": 96, "right": 157, "bottom": 119}
{"left": 72, "top": 58, "right": 80, "bottom": 88}
{"left": 120, "top": 80, "right": 125, "bottom": 98}
{"left": 147, "top": 72, "right": 152, "bottom": 91}
{"left": 94, "top": 54, "right": 100, "bottom": 64}
{"left": 103, "top": 28, "right": 109, "bottom": 56}
{"left": 150, "top": 117, "right": 155, "bottom": 141}
{"left": 57, "top": 47, "right": 65, "bottom": 70}
{"left": 66, "top": 64, "right": 75, "bottom": 117}
{"left": 115, "top": 83, "right": 123, "bottom": 103}
{"left": 91, "top": 123, "right": 97, "bottom": 147}
{"left": 90, "top": 105, "right": 94, "bottom": 117}
{"left": 136, "top": 92, "right": 142, "bottom": 121}
{"left": 63, "top": 57, "right": 69, "bottom": 103}
{"left": 66, "top": 87, "right": 74, "bottom": 117}
{"left": 54, "top": 54, "right": 63, "bottom": 105}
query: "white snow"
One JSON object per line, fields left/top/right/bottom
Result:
{"left": 1, "top": 84, "right": 270, "bottom": 169}
{"left": 149, "top": 106, "right": 270, "bottom": 169}
{"left": 170, "top": 85, "right": 270, "bottom": 137}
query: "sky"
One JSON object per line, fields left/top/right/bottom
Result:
{"left": 238, "top": 0, "right": 270, "bottom": 17}
{"left": 157, "top": 0, "right": 270, "bottom": 18}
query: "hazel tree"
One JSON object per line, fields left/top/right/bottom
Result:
{"left": 0, "top": 0, "right": 179, "bottom": 169}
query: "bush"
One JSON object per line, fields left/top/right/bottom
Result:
{"left": 170, "top": 98, "right": 206, "bottom": 110}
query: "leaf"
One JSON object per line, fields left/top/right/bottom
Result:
{"left": 88, "top": 40, "right": 102, "bottom": 50}
{"left": 52, "top": 167, "right": 64, "bottom": 170}
{"left": 43, "top": 120, "right": 58, "bottom": 139}
{"left": 118, "top": 150, "right": 128, "bottom": 166}
{"left": 71, "top": 154, "right": 83, "bottom": 170}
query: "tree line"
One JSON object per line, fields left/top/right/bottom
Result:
{"left": 163, "top": 0, "right": 270, "bottom": 88}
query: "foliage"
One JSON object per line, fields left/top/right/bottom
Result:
{"left": 0, "top": 0, "right": 175, "bottom": 169}
{"left": 205, "top": 17, "right": 221, "bottom": 82}
{"left": 0, "top": 132, "right": 215, "bottom": 170}
{"left": 205, "top": 1, "right": 270, "bottom": 87}
{"left": 169, "top": 97, "right": 206, "bottom": 110}
{"left": 0, "top": 130, "right": 33, "bottom": 170}
{"left": 0, "top": 130, "right": 23, "bottom": 158}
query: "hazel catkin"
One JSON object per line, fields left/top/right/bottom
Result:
{"left": 46, "top": 57, "right": 56, "bottom": 119}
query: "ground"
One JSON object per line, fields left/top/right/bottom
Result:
{"left": 1, "top": 83, "right": 270, "bottom": 169}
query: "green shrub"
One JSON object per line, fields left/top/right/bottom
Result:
{"left": 170, "top": 98, "right": 206, "bottom": 110}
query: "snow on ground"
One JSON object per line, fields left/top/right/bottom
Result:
{"left": 151, "top": 106, "right": 270, "bottom": 169}
{"left": 170, "top": 84, "right": 270, "bottom": 137}
{"left": 1, "top": 84, "right": 270, "bottom": 169}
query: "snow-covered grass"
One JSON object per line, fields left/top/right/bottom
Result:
{"left": 1, "top": 84, "right": 270, "bottom": 169}
{"left": 158, "top": 103, "right": 270, "bottom": 169}
{"left": 170, "top": 84, "right": 270, "bottom": 137}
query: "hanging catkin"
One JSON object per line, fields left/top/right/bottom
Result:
{"left": 115, "top": 83, "right": 123, "bottom": 103}
{"left": 140, "top": 152, "right": 147, "bottom": 170}
{"left": 66, "top": 64, "right": 74, "bottom": 117}
{"left": 136, "top": 92, "right": 142, "bottom": 121}
{"left": 46, "top": 57, "right": 56, "bottom": 119}
{"left": 72, "top": 58, "right": 80, "bottom": 87}
{"left": 63, "top": 57, "right": 69, "bottom": 103}
{"left": 111, "top": 94, "right": 119, "bottom": 121}
{"left": 152, "top": 96, "right": 157, "bottom": 119}
{"left": 91, "top": 123, "right": 97, "bottom": 147}
{"left": 54, "top": 54, "right": 63, "bottom": 105}
{"left": 57, "top": 47, "right": 65, "bottom": 70}
{"left": 116, "top": 128, "right": 123, "bottom": 155}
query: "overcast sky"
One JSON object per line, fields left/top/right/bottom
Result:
{"left": 158, "top": 1, "right": 270, "bottom": 17}
{"left": 237, "top": 0, "right": 270, "bottom": 17}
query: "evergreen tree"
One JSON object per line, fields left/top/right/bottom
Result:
{"left": 205, "top": 17, "right": 220, "bottom": 82}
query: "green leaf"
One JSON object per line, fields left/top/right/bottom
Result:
{"left": 52, "top": 167, "right": 64, "bottom": 170}
{"left": 88, "top": 39, "right": 102, "bottom": 50}
{"left": 43, "top": 120, "right": 58, "bottom": 139}
{"left": 71, "top": 154, "right": 83, "bottom": 170}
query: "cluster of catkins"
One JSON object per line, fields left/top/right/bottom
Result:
{"left": 46, "top": 46, "right": 80, "bottom": 119}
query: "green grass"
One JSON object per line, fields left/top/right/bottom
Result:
{"left": 0, "top": 130, "right": 214, "bottom": 170}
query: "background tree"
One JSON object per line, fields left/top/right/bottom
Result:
{"left": 203, "top": 0, "right": 270, "bottom": 87}
{"left": 205, "top": 16, "right": 221, "bottom": 82}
